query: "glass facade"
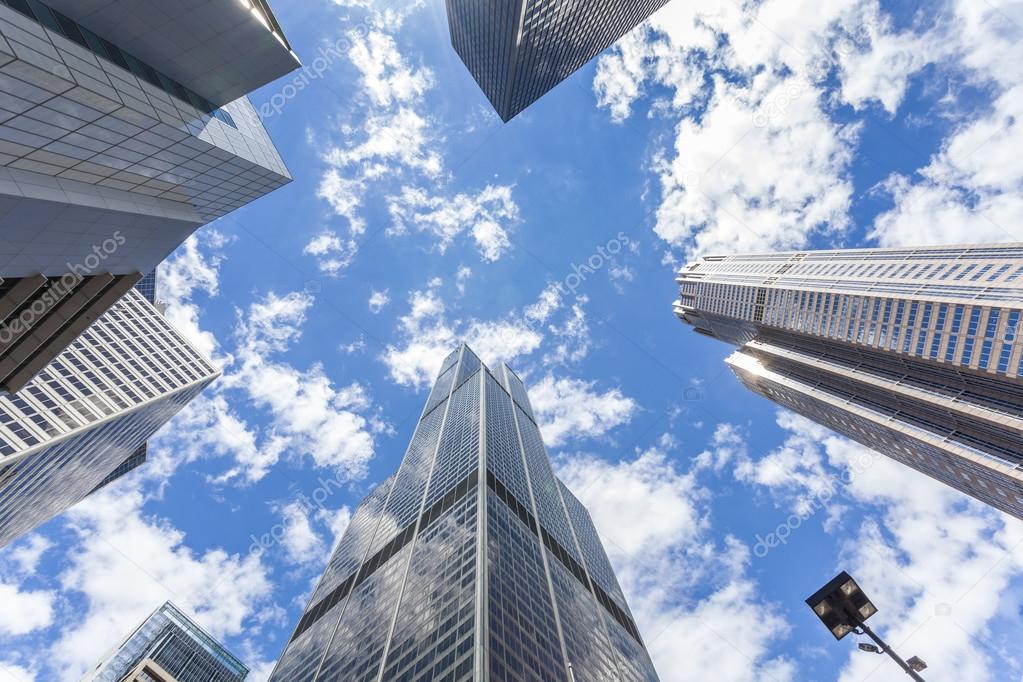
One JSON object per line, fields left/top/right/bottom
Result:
{"left": 0, "top": 0, "right": 237, "bottom": 125}
{"left": 269, "top": 344, "right": 659, "bottom": 681}
{"left": 675, "top": 244, "right": 1023, "bottom": 520}
{"left": 445, "top": 0, "right": 670, "bottom": 121}
{"left": 82, "top": 601, "right": 248, "bottom": 682}
{"left": 0, "top": 289, "right": 219, "bottom": 547}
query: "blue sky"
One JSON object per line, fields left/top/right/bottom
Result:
{"left": 2, "top": 1, "right": 1023, "bottom": 680}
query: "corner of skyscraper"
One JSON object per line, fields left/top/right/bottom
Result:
{"left": 445, "top": 0, "right": 671, "bottom": 121}
{"left": 269, "top": 344, "right": 660, "bottom": 681}
{"left": 81, "top": 600, "right": 249, "bottom": 681}
{"left": 674, "top": 243, "right": 1023, "bottom": 520}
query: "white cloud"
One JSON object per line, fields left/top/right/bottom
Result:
{"left": 543, "top": 298, "right": 591, "bottom": 365}
{"left": 524, "top": 282, "right": 564, "bottom": 324}
{"left": 349, "top": 30, "right": 432, "bottom": 107}
{"left": 160, "top": 232, "right": 227, "bottom": 360}
{"left": 338, "top": 336, "right": 367, "bottom": 354}
{"left": 558, "top": 435, "right": 794, "bottom": 682}
{"left": 594, "top": 1, "right": 1023, "bottom": 255}
{"left": 314, "top": 15, "right": 522, "bottom": 268}
{"left": 157, "top": 241, "right": 381, "bottom": 485}
{"left": 216, "top": 292, "right": 381, "bottom": 482}
{"left": 6, "top": 535, "right": 53, "bottom": 575}
{"left": 331, "top": 0, "right": 425, "bottom": 30}
{"left": 388, "top": 185, "right": 519, "bottom": 261}
{"left": 739, "top": 411, "right": 1023, "bottom": 682}
{"left": 455, "top": 266, "right": 472, "bottom": 290}
{"left": 652, "top": 71, "right": 855, "bottom": 257}
{"left": 693, "top": 422, "right": 746, "bottom": 473}
{"left": 381, "top": 287, "right": 458, "bottom": 388}
{"left": 380, "top": 281, "right": 593, "bottom": 389}
{"left": 529, "top": 375, "right": 638, "bottom": 447}
{"left": 275, "top": 502, "right": 327, "bottom": 567}
{"left": 0, "top": 660, "right": 36, "bottom": 682}
{"left": 0, "top": 583, "right": 53, "bottom": 636}
{"left": 872, "top": 83, "right": 1023, "bottom": 245}
{"left": 304, "top": 229, "right": 359, "bottom": 275}
{"left": 51, "top": 490, "right": 273, "bottom": 679}
{"left": 368, "top": 289, "right": 390, "bottom": 313}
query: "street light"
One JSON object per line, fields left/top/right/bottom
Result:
{"left": 806, "top": 571, "right": 928, "bottom": 681}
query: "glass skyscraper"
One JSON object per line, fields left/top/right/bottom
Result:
{"left": 87, "top": 268, "right": 160, "bottom": 495}
{"left": 674, "top": 244, "right": 1023, "bottom": 519}
{"left": 82, "top": 601, "right": 249, "bottom": 682}
{"left": 269, "top": 344, "right": 659, "bottom": 682}
{"left": 445, "top": 0, "right": 671, "bottom": 121}
{"left": 0, "top": 288, "right": 219, "bottom": 547}
{"left": 0, "top": 0, "right": 297, "bottom": 393}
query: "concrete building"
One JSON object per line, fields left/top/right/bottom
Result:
{"left": 675, "top": 244, "right": 1023, "bottom": 520}
{"left": 269, "top": 345, "right": 659, "bottom": 681}
{"left": 0, "top": 288, "right": 219, "bottom": 547}
{"left": 445, "top": 0, "right": 670, "bottom": 121}
{"left": 0, "top": 0, "right": 298, "bottom": 392}
{"left": 82, "top": 601, "right": 249, "bottom": 682}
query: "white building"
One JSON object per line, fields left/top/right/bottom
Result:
{"left": 0, "top": 289, "right": 218, "bottom": 547}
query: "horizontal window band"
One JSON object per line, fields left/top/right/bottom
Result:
{"left": 289, "top": 468, "right": 480, "bottom": 643}
{"left": 485, "top": 468, "right": 643, "bottom": 646}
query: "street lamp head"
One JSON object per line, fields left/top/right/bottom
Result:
{"left": 858, "top": 643, "right": 880, "bottom": 654}
{"left": 805, "top": 571, "right": 879, "bottom": 640}
{"left": 907, "top": 656, "right": 928, "bottom": 672}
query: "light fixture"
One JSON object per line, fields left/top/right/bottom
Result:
{"left": 806, "top": 571, "right": 927, "bottom": 681}
{"left": 805, "top": 571, "right": 877, "bottom": 641}
{"left": 907, "top": 657, "right": 928, "bottom": 672}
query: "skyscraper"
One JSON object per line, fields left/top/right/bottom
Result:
{"left": 674, "top": 244, "right": 1023, "bottom": 519}
{"left": 269, "top": 345, "right": 659, "bottom": 681}
{"left": 82, "top": 601, "right": 249, "bottom": 682}
{"left": 0, "top": 0, "right": 298, "bottom": 392}
{"left": 445, "top": 0, "right": 670, "bottom": 121}
{"left": 0, "top": 288, "right": 219, "bottom": 547}
{"left": 87, "top": 268, "right": 159, "bottom": 495}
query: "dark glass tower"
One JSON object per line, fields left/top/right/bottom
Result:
{"left": 445, "top": 0, "right": 671, "bottom": 121}
{"left": 269, "top": 344, "right": 659, "bottom": 682}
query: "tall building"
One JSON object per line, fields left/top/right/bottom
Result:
{"left": 0, "top": 0, "right": 298, "bottom": 392}
{"left": 82, "top": 601, "right": 249, "bottom": 682}
{"left": 0, "top": 288, "right": 219, "bottom": 547}
{"left": 445, "top": 0, "right": 670, "bottom": 121}
{"left": 87, "top": 268, "right": 159, "bottom": 495}
{"left": 674, "top": 244, "right": 1023, "bottom": 519}
{"left": 269, "top": 345, "right": 659, "bottom": 682}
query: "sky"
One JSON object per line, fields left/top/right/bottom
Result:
{"left": 2, "top": 0, "right": 1023, "bottom": 680}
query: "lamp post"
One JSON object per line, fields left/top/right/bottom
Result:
{"left": 805, "top": 571, "right": 927, "bottom": 681}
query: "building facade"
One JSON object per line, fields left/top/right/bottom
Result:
{"left": 0, "top": 0, "right": 297, "bottom": 392}
{"left": 269, "top": 345, "right": 659, "bottom": 682}
{"left": 0, "top": 288, "right": 219, "bottom": 547}
{"left": 87, "top": 268, "right": 159, "bottom": 494}
{"left": 675, "top": 244, "right": 1023, "bottom": 519}
{"left": 82, "top": 601, "right": 249, "bottom": 682}
{"left": 445, "top": 0, "right": 670, "bottom": 121}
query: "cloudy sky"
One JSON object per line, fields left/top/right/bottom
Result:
{"left": 3, "top": 0, "right": 1023, "bottom": 680}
